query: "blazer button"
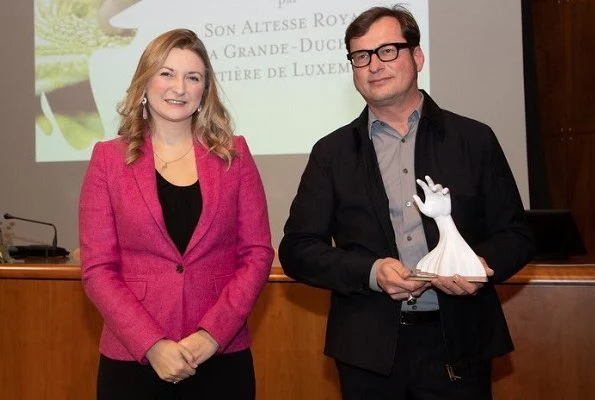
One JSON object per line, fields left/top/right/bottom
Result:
{"left": 176, "top": 264, "right": 184, "bottom": 273}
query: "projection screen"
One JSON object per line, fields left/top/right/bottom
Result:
{"left": 1, "top": 0, "right": 528, "bottom": 251}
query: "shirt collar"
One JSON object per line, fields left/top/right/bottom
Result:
{"left": 368, "top": 91, "right": 425, "bottom": 139}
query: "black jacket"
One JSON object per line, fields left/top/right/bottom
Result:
{"left": 279, "top": 91, "right": 534, "bottom": 375}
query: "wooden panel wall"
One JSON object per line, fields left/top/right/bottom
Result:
{"left": 0, "top": 279, "right": 101, "bottom": 399}
{"left": 532, "top": 0, "right": 595, "bottom": 256}
{"left": 493, "top": 284, "right": 595, "bottom": 399}
{"left": 1, "top": 271, "right": 594, "bottom": 399}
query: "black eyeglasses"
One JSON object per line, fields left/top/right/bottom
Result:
{"left": 347, "top": 42, "right": 414, "bottom": 68}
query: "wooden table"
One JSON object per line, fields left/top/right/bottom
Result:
{"left": 1, "top": 261, "right": 594, "bottom": 399}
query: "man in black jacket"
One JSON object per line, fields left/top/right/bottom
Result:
{"left": 279, "top": 5, "right": 534, "bottom": 400}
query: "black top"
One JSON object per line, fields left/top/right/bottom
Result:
{"left": 156, "top": 171, "right": 202, "bottom": 254}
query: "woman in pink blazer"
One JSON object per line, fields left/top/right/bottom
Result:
{"left": 79, "top": 29, "right": 274, "bottom": 399}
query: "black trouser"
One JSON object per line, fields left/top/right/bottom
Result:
{"left": 97, "top": 349, "right": 255, "bottom": 400}
{"left": 336, "top": 323, "right": 492, "bottom": 400}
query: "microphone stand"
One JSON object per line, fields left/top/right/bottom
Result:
{"left": 3, "top": 213, "right": 69, "bottom": 259}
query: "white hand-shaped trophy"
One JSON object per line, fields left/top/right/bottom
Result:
{"left": 412, "top": 176, "right": 487, "bottom": 282}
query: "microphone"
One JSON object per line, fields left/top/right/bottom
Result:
{"left": 3, "top": 213, "right": 69, "bottom": 259}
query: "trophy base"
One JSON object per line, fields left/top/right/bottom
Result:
{"left": 409, "top": 271, "right": 488, "bottom": 283}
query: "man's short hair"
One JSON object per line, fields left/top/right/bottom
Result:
{"left": 345, "top": 6, "right": 421, "bottom": 52}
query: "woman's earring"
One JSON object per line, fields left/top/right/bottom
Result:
{"left": 142, "top": 97, "right": 148, "bottom": 120}
{"left": 197, "top": 105, "right": 202, "bottom": 114}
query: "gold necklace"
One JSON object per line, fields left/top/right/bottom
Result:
{"left": 153, "top": 144, "right": 194, "bottom": 170}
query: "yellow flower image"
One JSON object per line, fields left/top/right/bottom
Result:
{"left": 34, "top": 0, "right": 139, "bottom": 152}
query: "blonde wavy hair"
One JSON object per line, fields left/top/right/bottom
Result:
{"left": 117, "top": 28, "right": 235, "bottom": 165}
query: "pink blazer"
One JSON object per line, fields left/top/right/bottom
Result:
{"left": 79, "top": 135, "right": 273, "bottom": 362}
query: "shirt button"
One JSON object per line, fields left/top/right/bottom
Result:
{"left": 406, "top": 235, "right": 412, "bottom": 241}
{"left": 406, "top": 201, "right": 412, "bottom": 207}
{"left": 403, "top": 168, "right": 408, "bottom": 174}
{"left": 401, "top": 138, "right": 406, "bottom": 143}
{"left": 176, "top": 264, "right": 184, "bottom": 273}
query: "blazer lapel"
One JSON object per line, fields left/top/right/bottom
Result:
{"left": 131, "top": 138, "right": 179, "bottom": 254}
{"left": 415, "top": 92, "right": 445, "bottom": 250}
{"left": 183, "top": 142, "right": 221, "bottom": 257}
{"left": 354, "top": 116, "right": 400, "bottom": 257}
